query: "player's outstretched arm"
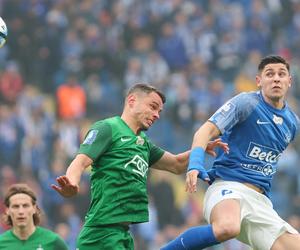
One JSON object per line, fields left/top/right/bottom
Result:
{"left": 51, "top": 154, "right": 92, "bottom": 197}
{"left": 186, "top": 121, "right": 221, "bottom": 193}
{"left": 151, "top": 136, "right": 227, "bottom": 175}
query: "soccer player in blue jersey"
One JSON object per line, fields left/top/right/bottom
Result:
{"left": 161, "top": 55, "right": 300, "bottom": 250}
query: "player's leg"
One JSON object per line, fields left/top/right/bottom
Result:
{"left": 234, "top": 188, "right": 299, "bottom": 250}
{"left": 210, "top": 198, "right": 241, "bottom": 242}
{"left": 271, "top": 232, "right": 300, "bottom": 250}
{"left": 160, "top": 199, "right": 241, "bottom": 250}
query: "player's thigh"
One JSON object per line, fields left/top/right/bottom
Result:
{"left": 271, "top": 232, "right": 300, "bottom": 250}
{"left": 237, "top": 196, "right": 298, "bottom": 250}
{"left": 210, "top": 199, "right": 241, "bottom": 240}
{"left": 76, "top": 225, "right": 134, "bottom": 250}
{"left": 204, "top": 180, "right": 243, "bottom": 224}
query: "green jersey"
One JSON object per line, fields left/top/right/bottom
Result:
{"left": 0, "top": 227, "right": 68, "bottom": 250}
{"left": 78, "top": 116, "right": 164, "bottom": 226}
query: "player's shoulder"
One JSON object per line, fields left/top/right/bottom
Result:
{"left": 35, "top": 227, "right": 67, "bottom": 248}
{"left": 0, "top": 230, "right": 12, "bottom": 240}
{"left": 35, "top": 227, "right": 59, "bottom": 239}
{"left": 35, "top": 226, "right": 55, "bottom": 234}
{"left": 227, "top": 91, "right": 259, "bottom": 112}
{"left": 231, "top": 91, "right": 259, "bottom": 103}
{"left": 89, "top": 116, "right": 117, "bottom": 130}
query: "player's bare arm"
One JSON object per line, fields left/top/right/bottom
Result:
{"left": 151, "top": 150, "right": 190, "bottom": 174}
{"left": 186, "top": 121, "right": 222, "bottom": 193}
{"left": 152, "top": 137, "right": 228, "bottom": 174}
{"left": 51, "top": 154, "right": 92, "bottom": 197}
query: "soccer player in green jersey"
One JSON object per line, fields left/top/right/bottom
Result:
{"left": 51, "top": 83, "right": 228, "bottom": 250}
{"left": 0, "top": 183, "right": 68, "bottom": 250}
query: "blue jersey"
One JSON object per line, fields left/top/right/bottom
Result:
{"left": 208, "top": 91, "right": 300, "bottom": 196}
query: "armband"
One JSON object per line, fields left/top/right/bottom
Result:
{"left": 188, "top": 147, "right": 209, "bottom": 181}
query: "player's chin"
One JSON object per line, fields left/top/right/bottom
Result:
{"left": 141, "top": 123, "right": 150, "bottom": 131}
{"left": 271, "top": 88, "right": 285, "bottom": 96}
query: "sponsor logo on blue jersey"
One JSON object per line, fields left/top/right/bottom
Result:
{"left": 242, "top": 142, "right": 280, "bottom": 176}
{"left": 246, "top": 142, "right": 282, "bottom": 163}
{"left": 241, "top": 163, "right": 276, "bottom": 176}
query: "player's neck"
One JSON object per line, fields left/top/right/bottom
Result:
{"left": 13, "top": 224, "right": 36, "bottom": 240}
{"left": 265, "top": 98, "right": 284, "bottom": 109}
{"left": 121, "top": 113, "right": 139, "bottom": 134}
{"left": 261, "top": 93, "right": 285, "bottom": 109}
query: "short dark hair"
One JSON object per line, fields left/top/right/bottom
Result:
{"left": 258, "top": 55, "right": 290, "bottom": 73}
{"left": 127, "top": 83, "right": 166, "bottom": 104}
{"left": 3, "top": 183, "right": 41, "bottom": 226}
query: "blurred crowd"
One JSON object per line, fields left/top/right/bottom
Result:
{"left": 1, "top": 0, "right": 300, "bottom": 249}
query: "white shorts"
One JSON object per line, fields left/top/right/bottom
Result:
{"left": 203, "top": 180, "right": 298, "bottom": 250}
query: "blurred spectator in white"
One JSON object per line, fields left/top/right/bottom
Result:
{"left": 20, "top": 96, "right": 55, "bottom": 178}
{"left": 193, "top": 13, "right": 217, "bottom": 66}
{"left": 55, "top": 119, "right": 81, "bottom": 161}
{"left": 0, "top": 104, "right": 24, "bottom": 169}
{"left": 143, "top": 51, "right": 169, "bottom": 89}
{"left": 124, "top": 57, "right": 147, "bottom": 89}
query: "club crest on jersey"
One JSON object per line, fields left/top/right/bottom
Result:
{"left": 83, "top": 129, "right": 98, "bottom": 145}
{"left": 273, "top": 114, "right": 283, "bottom": 125}
{"left": 124, "top": 155, "right": 148, "bottom": 177}
{"left": 136, "top": 136, "right": 145, "bottom": 145}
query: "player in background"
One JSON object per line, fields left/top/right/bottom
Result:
{"left": 0, "top": 183, "right": 68, "bottom": 250}
{"left": 51, "top": 83, "right": 228, "bottom": 250}
{"left": 161, "top": 55, "right": 300, "bottom": 250}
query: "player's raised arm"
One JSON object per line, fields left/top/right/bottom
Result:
{"left": 186, "top": 121, "right": 221, "bottom": 193}
{"left": 51, "top": 153, "right": 92, "bottom": 197}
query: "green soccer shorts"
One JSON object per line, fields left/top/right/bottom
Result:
{"left": 76, "top": 224, "right": 134, "bottom": 250}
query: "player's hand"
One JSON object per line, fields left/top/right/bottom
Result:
{"left": 206, "top": 138, "right": 229, "bottom": 157}
{"left": 185, "top": 169, "right": 210, "bottom": 193}
{"left": 51, "top": 176, "right": 79, "bottom": 198}
{"left": 186, "top": 169, "right": 200, "bottom": 193}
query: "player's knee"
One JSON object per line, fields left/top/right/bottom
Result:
{"left": 212, "top": 221, "right": 240, "bottom": 242}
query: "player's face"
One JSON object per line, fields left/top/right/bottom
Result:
{"left": 256, "top": 63, "right": 291, "bottom": 107}
{"left": 7, "top": 193, "right": 36, "bottom": 229}
{"left": 134, "top": 91, "right": 163, "bottom": 131}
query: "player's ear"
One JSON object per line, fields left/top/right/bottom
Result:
{"left": 256, "top": 75, "right": 261, "bottom": 88}
{"left": 127, "top": 94, "right": 136, "bottom": 107}
{"left": 33, "top": 204, "right": 38, "bottom": 214}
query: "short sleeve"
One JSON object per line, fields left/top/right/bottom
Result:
{"left": 78, "top": 121, "right": 112, "bottom": 161}
{"left": 209, "top": 92, "right": 258, "bottom": 134}
{"left": 148, "top": 142, "right": 165, "bottom": 166}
